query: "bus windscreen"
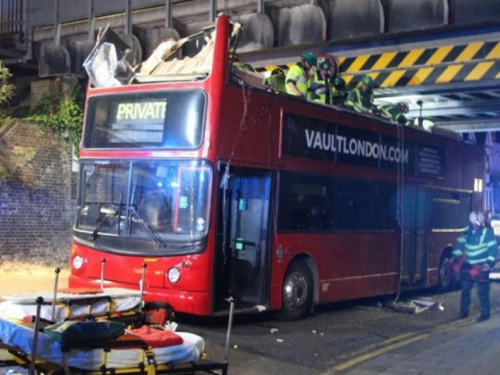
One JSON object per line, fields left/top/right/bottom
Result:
{"left": 76, "top": 159, "right": 212, "bottom": 247}
{"left": 83, "top": 89, "right": 206, "bottom": 149}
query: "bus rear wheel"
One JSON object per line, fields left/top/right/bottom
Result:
{"left": 275, "top": 261, "right": 313, "bottom": 321}
{"left": 438, "top": 250, "right": 458, "bottom": 292}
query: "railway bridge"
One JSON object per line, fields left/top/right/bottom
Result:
{"left": 1, "top": 0, "right": 500, "bottom": 204}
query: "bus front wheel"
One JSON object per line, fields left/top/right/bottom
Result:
{"left": 276, "top": 261, "right": 313, "bottom": 321}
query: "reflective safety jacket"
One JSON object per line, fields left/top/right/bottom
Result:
{"left": 453, "top": 226, "right": 498, "bottom": 267}
{"left": 331, "top": 88, "right": 348, "bottom": 106}
{"left": 346, "top": 87, "right": 374, "bottom": 113}
{"left": 232, "top": 61, "right": 254, "bottom": 72}
{"left": 379, "top": 104, "right": 411, "bottom": 125}
{"left": 308, "top": 71, "right": 332, "bottom": 105}
{"left": 285, "top": 63, "right": 309, "bottom": 96}
{"left": 267, "top": 71, "right": 286, "bottom": 93}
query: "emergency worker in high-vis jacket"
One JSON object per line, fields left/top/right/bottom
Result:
{"left": 379, "top": 102, "right": 412, "bottom": 125}
{"left": 285, "top": 52, "right": 317, "bottom": 98}
{"left": 308, "top": 57, "right": 333, "bottom": 105}
{"left": 453, "top": 211, "right": 498, "bottom": 322}
{"left": 229, "top": 48, "right": 255, "bottom": 75}
{"left": 266, "top": 68, "right": 286, "bottom": 93}
{"left": 331, "top": 77, "right": 348, "bottom": 106}
{"left": 346, "top": 75, "right": 377, "bottom": 113}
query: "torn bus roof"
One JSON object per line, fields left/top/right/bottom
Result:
{"left": 84, "top": 18, "right": 241, "bottom": 87}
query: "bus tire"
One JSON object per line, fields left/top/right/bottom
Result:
{"left": 437, "top": 250, "right": 458, "bottom": 292}
{"left": 275, "top": 261, "right": 313, "bottom": 321}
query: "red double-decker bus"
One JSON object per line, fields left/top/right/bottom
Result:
{"left": 69, "top": 14, "right": 485, "bottom": 320}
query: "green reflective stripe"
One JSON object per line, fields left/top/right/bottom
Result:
{"left": 457, "top": 226, "right": 498, "bottom": 265}
{"left": 467, "top": 248, "right": 491, "bottom": 257}
{"left": 466, "top": 243, "right": 490, "bottom": 251}
{"left": 480, "top": 227, "right": 488, "bottom": 244}
{"left": 469, "top": 258, "right": 492, "bottom": 265}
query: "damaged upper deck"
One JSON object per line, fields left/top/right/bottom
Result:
{"left": 83, "top": 17, "right": 242, "bottom": 88}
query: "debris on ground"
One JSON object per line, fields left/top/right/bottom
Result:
{"left": 383, "top": 299, "right": 444, "bottom": 314}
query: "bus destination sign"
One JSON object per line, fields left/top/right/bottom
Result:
{"left": 110, "top": 100, "right": 167, "bottom": 143}
{"left": 282, "top": 113, "right": 445, "bottom": 178}
{"left": 116, "top": 101, "right": 167, "bottom": 121}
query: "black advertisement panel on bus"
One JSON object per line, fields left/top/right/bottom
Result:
{"left": 281, "top": 113, "right": 445, "bottom": 178}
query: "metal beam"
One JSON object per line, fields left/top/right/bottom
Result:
{"left": 0, "top": 47, "right": 26, "bottom": 58}
{"left": 407, "top": 98, "right": 500, "bottom": 117}
{"left": 54, "top": 0, "right": 60, "bottom": 46}
{"left": 125, "top": 0, "right": 132, "bottom": 35}
{"left": 436, "top": 118, "right": 500, "bottom": 132}
{"left": 257, "top": 0, "right": 265, "bottom": 14}
{"left": 165, "top": 0, "right": 172, "bottom": 28}
{"left": 88, "top": 0, "right": 95, "bottom": 41}
{"left": 209, "top": 0, "right": 216, "bottom": 22}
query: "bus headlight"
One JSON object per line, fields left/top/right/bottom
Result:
{"left": 167, "top": 267, "right": 181, "bottom": 283}
{"left": 72, "top": 255, "right": 84, "bottom": 270}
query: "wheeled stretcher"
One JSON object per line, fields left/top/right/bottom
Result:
{"left": 0, "top": 268, "right": 143, "bottom": 325}
{"left": 0, "top": 269, "right": 233, "bottom": 375}
{"left": 0, "top": 288, "right": 143, "bottom": 324}
{"left": 0, "top": 317, "right": 211, "bottom": 374}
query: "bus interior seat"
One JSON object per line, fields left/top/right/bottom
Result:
{"left": 137, "top": 191, "right": 171, "bottom": 229}
{"left": 86, "top": 203, "right": 100, "bottom": 224}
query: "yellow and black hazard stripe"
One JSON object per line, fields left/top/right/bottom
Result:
{"left": 254, "top": 40, "right": 500, "bottom": 89}
{"left": 339, "top": 40, "right": 500, "bottom": 88}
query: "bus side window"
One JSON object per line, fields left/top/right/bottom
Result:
{"left": 291, "top": 195, "right": 310, "bottom": 229}
{"left": 308, "top": 205, "right": 329, "bottom": 229}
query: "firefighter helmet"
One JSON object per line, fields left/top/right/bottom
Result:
{"left": 469, "top": 211, "right": 484, "bottom": 226}
{"left": 361, "top": 75, "right": 373, "bottom": 87}
{"left": 334, "top": 77, "right": 346, "bottom": 89}
{"left": 301, "top": 52, "right": 317, "bottom": 66}
{"left": 399, "top": 102, "right": 409, "bottom": 113}
{"left": 267, "top": 68, "right": 286, "bottom": 92}
{"left": 317, "top": 57, "right": 332, "bottom": 71}
{"left": 270, "top": 68, "right": 285, "bottom": 76}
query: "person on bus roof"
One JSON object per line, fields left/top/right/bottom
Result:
{"left": 266, "top": 67, "right": 286, "bottom": 93}
{"left": 378, "top": 102, "right": 412, "bottom": 126}
{"left": 308, "top": 57, "right": 333, "bottom": 105}
{"left": 345, "top": 75, "right": 377, "bottom": 114}
{"left": 331, "top": 76, "right": 348, "bottom": 107}
{"left": 229, "top": 48, "right": 255, "bottom": 73}
{"left": 285, "top": 52, "right": 317, "bottom": 99}
{"left": 452, "top": 211, "right": 498, "bottom": 322}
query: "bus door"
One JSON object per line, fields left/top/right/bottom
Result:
{"left": 214, "top": 166, "right": 271, "bottom": 311}
{"left": 401, "top": 187, "right": 430, "bottom": 285}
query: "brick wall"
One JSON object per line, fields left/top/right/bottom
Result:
{"left": 0, "top": 119, "right": 76, "bottom": 268}
{"left": 30, "top": 77, "right": 79, "bottom": 110}
{"left": 30, "top": 79, "right": 58, "bottom": 110}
